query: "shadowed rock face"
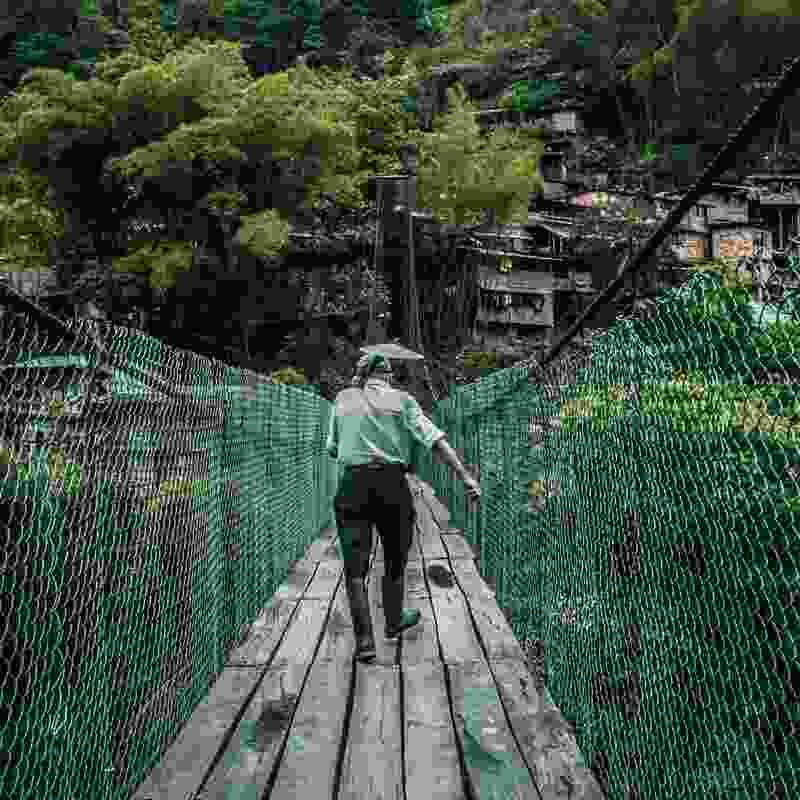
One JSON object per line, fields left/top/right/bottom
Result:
{"left": 0, "top": 1, "right": 82, "bottom": 39}
{"left": 0, "top": 2, "right": 129, "bottom": 97}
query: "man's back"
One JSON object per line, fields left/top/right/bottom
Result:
{"left": 326, "top": 377, "right": 446, "bottom": 474}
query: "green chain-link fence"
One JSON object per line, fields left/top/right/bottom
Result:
{"left": 0, "top": 312, "right": 338, "bottom": 800}
{"left": 413, "top": 264, "right": 800, "bottom": 800}
{"left": 3, "top": 262, "right": 798, "bottom": 800}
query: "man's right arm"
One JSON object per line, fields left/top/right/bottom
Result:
{"left": 404, "top": 396, "right": 477, "bottom": 491}
{"left": 431, "top": 437, "right": 471, "bottom": 482}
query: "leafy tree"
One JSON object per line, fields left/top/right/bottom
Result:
{"left": 0, "top": 167, "right": 65, "bottom": 298}
{"left": 0, "top": 28, "right": 543, "bottom": 361}
{"left": 123, "top": 0, "right": 187, "bottom": 61}
{"left": 407, "top": 82, "right": 543, "bottom": 227}
{"left": 736, "top": 0, "right": 800, "bottom": 13}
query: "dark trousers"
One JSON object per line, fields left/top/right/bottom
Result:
{"left": 333, "top": 464, "right": 416, "bottom": 582}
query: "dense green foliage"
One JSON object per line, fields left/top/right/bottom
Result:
{"left": 0, "top": 9, "right": 547, "bottom": 289}
{"left": 269, "top": 365, "right": 308, "bottom": 385}
{"left": 462, "top": 350, "right": 498, "bottom": 369}
{"left": 503, "top": 79, "right": 562, "bottom": 113}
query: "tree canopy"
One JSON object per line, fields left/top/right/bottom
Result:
{"left": 0, "top": 24, "right": 546, "bottom": 285}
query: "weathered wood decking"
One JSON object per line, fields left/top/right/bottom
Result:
{"left": 131, "top": 476, "right": 604, "bottom": 800}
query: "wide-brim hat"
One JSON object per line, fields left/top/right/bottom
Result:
{"left": 358, "top": 342, "right": 425, "bottom": 361}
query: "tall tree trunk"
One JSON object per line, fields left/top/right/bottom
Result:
{"left": 103, "top": 250, "right": 113, "bottom": 321}
{"left": 242, "top": 320, "right": 251, "bottom": 360}
{"left": 385, "top": 227, "right": 408, "bottom": 342}
{"left": 773, "top": 105, "right": 785, "bottom": 159}
{"left": 644, "top": 91, "right": 655, "bottom": 149}
{"left": 611, "top": 82, "right": 637, "bottom": 160}
{"left": 89, "top": 220, "right": 115, "bottom": 323}
{"left": 430, "top": 236, "right": 454, "bottom": 347}
{"left": 454, "top": 249, "right": 474, "bottom": 349}
{"left": 406, "top": 209, "right": 423, "bottom": 353}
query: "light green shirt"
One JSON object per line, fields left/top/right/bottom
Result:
{"left": 326, "top": 378, "right": 446, "bottom": 479}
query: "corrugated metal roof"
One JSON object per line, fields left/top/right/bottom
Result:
{"left": 708, "top": 220, "right": 771, "bottom": 230}
{"left": 527, "top": 214, "right": 572, "bottom": 238}
{"left": 654, "top": 192, "right": 715, "bottom": 205}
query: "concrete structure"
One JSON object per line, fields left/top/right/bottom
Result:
{"left": 458, "top": 217, "right": 582, "bottom": 353}
{"left": 745, "top": 173, "right": 800, "bottom": 253}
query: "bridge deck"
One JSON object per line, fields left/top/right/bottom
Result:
{"left": 131, "top": 476, "right": 604, "bottom": 800}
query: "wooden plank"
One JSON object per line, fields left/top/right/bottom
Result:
{"left": 445, "top": 558, "right": 495, "bottom": 604}
{"left": 367, "top": 541, "right": 400, "bottom": 665}
{"left": 129, "top": 667, "right": 270, "bottom": 800}
{"left": 272, "top": 535, "right": 334, "bottom": 602}
{"left": 317, "top": 580, "right": 360, "bottom": 662}
{"left": 403, "top": 662, "right": 464, "bottom": 800}
{"left": 440, "top": 530, "right": 475, "bottom": 561}
{"left": 268, "top": 583, "right": 356, "bottom": 799}
{"left": 302, "top": 533, "right": 336, "bottom": 565}
{"left": 492, "top": 659, "right": 606, "bottom": 800}
{"left": 418, "top": 524, "right": 446, "bottom": 560}
{"left": 270, "top": 565, "right": 317, "bottom": 603}
{"left": 415, "top": 481, "right": 450, "bottom": 531}
{"left": 415, "top": 494, "right": 447, "bottom": 560}
{"left": 396, "top": 565, "right": 438, "bottom": 665}
{"left": 337, "top": 664, "right": 403, "bottom": 800}
{"left": 450, "top": 559, "right": 526, "bottom": 663}
{"left": 412, "top": 482, "right": 437, "bottom": 524}
{"left": 226, "top": 538, "right": 341, "bottom": 667}
{"left": 300, "top": 558, "right": 342, "bottom": 600}
{"left": 422, "top": 484, "right": 451, "bottom": 529}
{"left": 403, "top": 560, "right": 432, "bottom": 599}
{"left": 448, "top": 660, "right": 541, "bottom": 799}
{"left": 424, "top": 557, "right": 485, "bottom": 666}
{"left": 409, "top": 519, "right": 423, "bottom": 562}
{"left": 415, "top": 478, "right": 449, "bottom": 526}
{"left": 197, "top": 598, "right": 332, "bottom": 799}
{"left": 412, "top": 482, "right": 433, "bottom": 517}
{"left": 225, "top": 597, "right": 300, "bottom": 667}
{"left": 320, "top": 534, "right": 343, "bottom": 561}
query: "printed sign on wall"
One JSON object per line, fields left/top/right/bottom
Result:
{"left": 572, "top": 192, "right": 609, "bottom": 209}
{"left": 717, "top": 235, "right": 753, "bottom": 259}
{"left": 686, "top": 237, "right": 705, "bottom": 258}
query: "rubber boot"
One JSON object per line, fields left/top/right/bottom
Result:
{"left": 383, "top": 572, "right": 420, "bottom": 640}
{"left": 345, "top": 577, "right": 376, "bottom": 663}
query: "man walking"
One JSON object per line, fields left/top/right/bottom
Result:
{"left": 326, "top": 350, "right": 481, "bottom": 663}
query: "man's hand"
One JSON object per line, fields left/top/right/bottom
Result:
{"left": 463, "top": 474, "right": 481, "bottom": 507}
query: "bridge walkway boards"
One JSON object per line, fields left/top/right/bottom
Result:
{"left": 131, "top": 476, "right": 604, "bottom": 800}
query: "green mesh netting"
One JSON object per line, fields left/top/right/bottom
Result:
{"left": 413, "top": 267, "right": 799, "bottom": 800}
{"left": 3, "top": 263, "right": 799, "bottom": 800}
{"left": 0, "top": 317, "right": 337, "bottom": 800}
